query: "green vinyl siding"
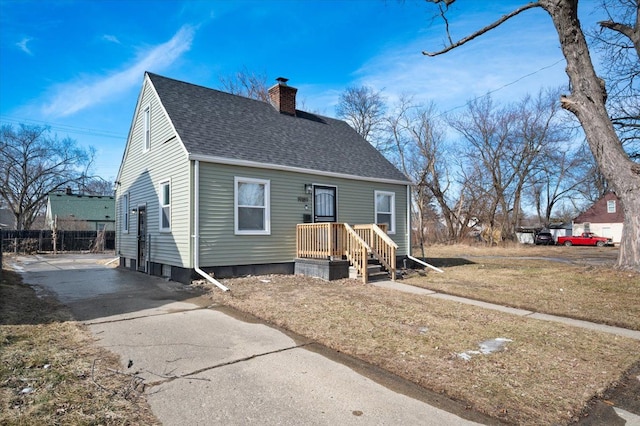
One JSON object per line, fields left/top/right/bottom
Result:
{"left": 197, "top": 162, "right": 408, "bottom": 267}
{"left": 116, "top": 77, "right": 191, "bottom": 268}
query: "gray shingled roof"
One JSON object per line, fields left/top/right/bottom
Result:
{"left": 147, "top": 73, "right": 409, "bottom": 183}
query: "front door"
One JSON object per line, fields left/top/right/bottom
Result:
{"left": 314, "top": 186, "right": 336, "bottom": 223}
{"left": 137, "top": 205, "right": 146, "bottom": 272}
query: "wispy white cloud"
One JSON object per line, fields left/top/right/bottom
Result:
{"left": 16, "top": 37, "right": 33, "bottom": 55}
{"left": 333, "top": 9, "right": 567, "bottom": 116}
{"left": 102, "top": 34, "right": 120, "bottom": 44}
{"left": 41, "top": 25, "right": 195, "bottom": 117}
{"left": 351, "top": 36, "right": 565, "bottom": 115}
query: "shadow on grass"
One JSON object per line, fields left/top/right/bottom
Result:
{"left": 413, "top": 257, "right": 477, "bottom": 268}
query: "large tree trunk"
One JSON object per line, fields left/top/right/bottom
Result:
{"left": 542, "top": 0, "right": 640, "bottom": 270}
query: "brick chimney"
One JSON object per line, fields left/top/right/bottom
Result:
{"left": 268, "top": 77, "right": 297, "bottom": 116}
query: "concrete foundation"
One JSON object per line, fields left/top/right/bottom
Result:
{"left": 294, "top": 258, "right": 350, "bottom": 281}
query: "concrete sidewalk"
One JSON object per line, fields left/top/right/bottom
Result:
{"left": 371, "top": 280, "right": 640, "bottom": 341}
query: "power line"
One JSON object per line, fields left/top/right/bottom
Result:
{"left": 0, "top": 115, "right": 127, "bottom": 139}
{"left": 436, "top": 58, "right": 566, "bottom": 117}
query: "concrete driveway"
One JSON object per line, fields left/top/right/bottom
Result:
{"left": 14, "top": 253, "right": 493, "bottom": 425}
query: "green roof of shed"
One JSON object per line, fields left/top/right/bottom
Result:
{"left": 48, "top": 193, "right": 115, "bottom": 222}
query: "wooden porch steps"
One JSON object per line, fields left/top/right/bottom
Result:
{"left": 349, "top": 260, "right": 390, "bottom": 282}
{"left": 296, "top": 222, "right": 397, "bottom": 284}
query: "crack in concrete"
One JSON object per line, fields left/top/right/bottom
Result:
{"left": 85, "top": 307, "right": 207, "bottom": 325}
{"left": 144, "top": 342, "right": 314, "bottom": 388}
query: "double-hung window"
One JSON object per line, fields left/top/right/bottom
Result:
{"left": 235, "top": 177, "right": 270, "bottom": 235}
{"left": 375, "top": 191, "right": 395, "bottom": 234}
{"left": 607, "top": 200, "right": 616, "bottom": 213}
{"left": 159, "top": 180, "right": 171, "bottom": 232}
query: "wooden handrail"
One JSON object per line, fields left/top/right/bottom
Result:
{"left": 296, "top": 222, "right": 396, "bottom": 282}
{"left": 372, "top": 224, "right": 398, "bottom": 248}
{"left": 353, "top": 224, "right": 397, "bottom": 280}
{"left": 370, "top": 224, "right": 396, "bottom": 280}
{"left": 343, "top": 223, "right": 370, "bottom": 284}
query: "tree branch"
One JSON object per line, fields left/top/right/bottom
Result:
{"left": 599, "top": 19, "right": 640, "bottom": 56}
{"left": 599, "top": 20, "right": 633, "bottom": 37}
{"left": 422, "top": 2, "right": 541, "bottom": 57}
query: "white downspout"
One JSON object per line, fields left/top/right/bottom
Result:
{"left": 408, "top": 255, "right": 444, "bottom": 274}
{"left": 406, "top": 185, "right": 443, "bottom": 273}
{"left": 406, "top": 185, "right": 411, "bottom": 259}
{"left": 193, "top": 160, "right": 229, "bottom": 292}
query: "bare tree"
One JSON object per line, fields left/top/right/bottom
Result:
{"left": 74, "top": 146, "right": 115, "bottom": 196}
{"left": 390, "top": 100, "right": 443, "bottom": 251}
{"left": 529, "top": 144, "right": 589, "bottom": 226}
{"left": 219, "top": 66, "right": 270, "bottom": 102}
{"left": 81, "top": 176, "right": 115, "bottom": 196}
{"left": 508, "top": 89, "right": 572, "bottom": 233}
{"left": 449, "top": 96, "right": 517, "bottom": 241}
{"left": 0, "top": 124, "right": 90, "bottom": 230}
{"left": 336, "top": 86, "right": 387, "bottom": 149}
{"left": 575, "top": 142, "right": 612, "bottom": 201}
{"left": 423, "top": 0, "right": 640, "bottom": 270}
{"left": 589, "top": 0, "right": 640, "bottom": 159}
{"left": 448, "top": 90, "right": 569, "bottom": 241}
{"left": 388, "top": 99, "right": 462, "bottom": 243}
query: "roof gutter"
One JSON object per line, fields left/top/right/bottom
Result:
{"left": 189, "top": 153, "right": 411, "bottom": 186}
{"left": 193, "top": 160, "right": 229, "bottom": 292}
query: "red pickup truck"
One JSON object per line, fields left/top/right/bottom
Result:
{"left": 557, "top": 232, "right": 612, "bottom": 247}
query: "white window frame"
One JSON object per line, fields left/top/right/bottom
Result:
{"left": 375, "top": 190, "right": 396, "bottom": 234}
{"left": 143, "top": 104, "right": 151, "bottom": 152}
{"left": 122, "top": 192, "right": 129, "bottom": 233}
{"left": 234, "top": 176, "right": 270, "bottom": 235}
{"left": 607, "top": 200, "right": 616, "bottom": 213}
{"left": 159, "top": 180, "right": 171, "bottom": 232}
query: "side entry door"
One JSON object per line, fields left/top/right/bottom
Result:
{"left": 137, "top": 205, "right": 146, "bottom": 272}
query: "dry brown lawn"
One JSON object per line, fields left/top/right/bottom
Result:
{"left": 203, "top": 245, "right": 640, "bottom": 425}
{"left": 409, "top": 244, "right": 640, "bottom": 330}
{"left": 0, "top": 268, "right": 159, "bottom": 426}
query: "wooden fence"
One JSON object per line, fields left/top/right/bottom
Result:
{"left": 0, "top": 229, "right": 115, "bottom": 254}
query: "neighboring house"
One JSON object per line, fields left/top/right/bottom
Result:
{"left": 115, "top": 72, "right": 411, "bottom": 284}
{"left": 572, "top": 192, "right": 624, "bottom": 244}
{"left": 46, "top": 189, "right": 116, "bottom": 231}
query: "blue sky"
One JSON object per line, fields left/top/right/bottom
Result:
{"left": 0, "top": 0, "right": 603, "bottom": 182}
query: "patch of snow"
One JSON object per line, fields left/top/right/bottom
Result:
{"left": 479, "top": 337, "right": 513, "bottom": 354}
{"left": 458, "top": 338, "right": 513, "bottom": 361}
{"left": 9, "top": 263, "right": 24, "bottom": 272}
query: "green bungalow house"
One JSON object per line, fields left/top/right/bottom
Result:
{"left": 115, "top": 72, "right": 411, "bottom": 286}
{"left": 46, "top": 189, "right": 115, "bottom": 231}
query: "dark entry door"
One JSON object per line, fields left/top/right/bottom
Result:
{"left": 314, "top": 186, "right": 336, "bottom": 223}
{"left": 137, "top": 205, "right": 146, "bottom": 272}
